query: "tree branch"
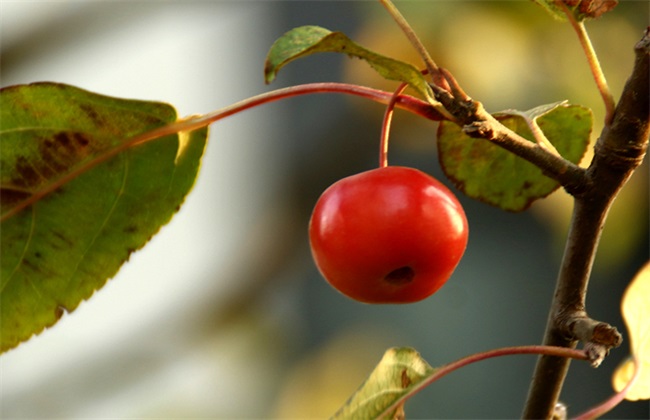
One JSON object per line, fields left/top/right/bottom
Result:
{"left": 522, "top": 27, "right": 650, "bottom": 419}
{"left": 429, "top": 27, "right": 648, "bottom": 420}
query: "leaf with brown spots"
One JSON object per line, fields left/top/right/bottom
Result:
{"left": 0, "top": 82, "right": 208, "bottom": 352}
{"left": 332, "top": 347, "right": 436, "bottom": 419}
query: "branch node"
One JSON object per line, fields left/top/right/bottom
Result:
{"left": 566, "top": 315, "right": 622, "bottom": 344}
{"left": 561, "top": 315, "right": 622, "bottom": 366}
{"left": 591, "top": 322, "right": 623, "bottom": 347}
{"left": 440, "top": 67, "right": 470, "bottom": 101}
{"left": 463, "top": 121, "right": 494, "bottom": 139}
{"left": 431, "top": 82, "right": 478, "bottom": 123}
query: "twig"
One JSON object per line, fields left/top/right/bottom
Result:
{"left": 432, "top": 86, "right": 589, "bottom": 196}
{"left": 378, "top": 0, "right": 447, "bottom": 89}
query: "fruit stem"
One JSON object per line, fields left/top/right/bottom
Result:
{"left": 555, "top": 0, "right": 615, "bottom": 125}
{"left": 378, "top": 345, "right": 589, "bottom": 418}
{"left": 379, "top": 82, "right": 408, "bottom": 168}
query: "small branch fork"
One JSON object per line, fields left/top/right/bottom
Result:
{"left": 427, "top": 27, "right": 649, "bottom": 419}
{"left": 431, "top": 74, "right": 590, "bottom": 197}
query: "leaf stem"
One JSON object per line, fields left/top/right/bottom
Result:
{"left": 379, "top": 82, "right": 408, "bottom": 168}
{"left": 555, "top": 0, "right": 616, "bottom": 125}
{"left": 1, "top": 82, "right": 442, "bottom": 222}
{"left": 522, "top": 116, "right": 562, "bottom": 157}
{"left": 378, "top": 0, "right": 444, "bottom": 87}
{"left": 379, "top": 345, "right": 589, "bottom": 419}
{"left": 175, "top": 82, "right": 442, "bottom": 131}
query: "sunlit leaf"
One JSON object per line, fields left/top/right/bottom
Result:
{"left": 0, "top": 82, "right": 208, "bottom": 352}
{"left": 437, "top": 103, "right": 592, "bottom": 211}
{"left": 264, "top": 25, "right": 435, "bottom": 103}
{"left": 332, "top": 347, "right": 436, "bottom": 419}
{"left": 612, "top": 262, "right": 650, "bottom": 400}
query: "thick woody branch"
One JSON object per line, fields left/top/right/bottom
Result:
{"left": 523, "top": 27, "right": 650, "bottom": 419}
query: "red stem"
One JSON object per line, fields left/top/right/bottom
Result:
{"left": 379, "top": 82, "right": 408, "bottom": 168}
{"left": 379, "top": 345, "right": 588, "bottom": 418}
{"left": 1, "top": 82, "right": 442, "bottom": 222}
{"left": 187, "top": 82, "right": 441, "bottom": 131}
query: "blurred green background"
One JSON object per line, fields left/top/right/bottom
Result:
{"left": 1, "top": 1, "right": 648, "bottom": 418}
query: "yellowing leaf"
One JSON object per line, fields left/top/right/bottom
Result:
{"left": 612, "top": 262, "right": 650, "bottom": 400}
{"left": 612, "top": 358, "right": 650, "bottom": 401}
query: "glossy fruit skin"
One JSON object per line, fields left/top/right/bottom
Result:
{"left": 309, "top": 166, "right": 468, "bottom": 304}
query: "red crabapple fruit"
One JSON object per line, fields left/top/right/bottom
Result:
{"left": 309, "top": 166, "right": 468, "bottom": 304}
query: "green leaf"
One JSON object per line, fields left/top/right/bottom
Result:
{"left": 437, "top": 103, "right": 592, "bottom": 212}
{"left": 0, "top": 82, "right": 208, "bottom": 352}
{"left": 332, "top": 347, "right": 436, "bottom": 419}
{"left": 530, "top": 0, "right": 618, "bottom": 21}
{"left": 264, "top": 25, "right": 435, "bottom": 103}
